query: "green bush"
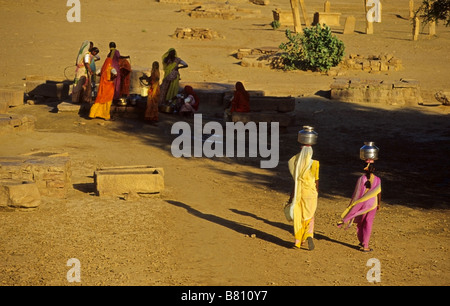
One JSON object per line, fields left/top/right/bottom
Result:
{"left": 271, "top": 20, "right": 281, "bottom": 30}
{"left": 279, "top": 24, "right": 345, "bottom": 72}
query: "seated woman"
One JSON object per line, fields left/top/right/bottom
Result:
{"left": 177, "top": 85, "right": 199, "bottom": 116}
{"left": 224, "top": 81, "right": 250, "bottom": 121}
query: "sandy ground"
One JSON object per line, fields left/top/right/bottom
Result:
{"left": 1, "top": 0, "right": 450, "bottom": 287}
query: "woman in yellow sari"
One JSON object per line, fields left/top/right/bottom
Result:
{"left": 288, "top": 145, "right": 319, "bottom": 250}
{"left": 159, "top": 48, "right": 188, "bottom": 105}
{"left": 89, "top": 52, "right": 118, "bottom": 120}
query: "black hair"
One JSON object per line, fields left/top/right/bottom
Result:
{"left": 109, "top": 42, "right": 116, "bottom": 48}
{"left": 364, "top": 163, "right": 375, "bottom": 189}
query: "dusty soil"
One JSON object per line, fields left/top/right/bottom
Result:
{"left": 1, "top": 0, "right": 450, "bottom": 287}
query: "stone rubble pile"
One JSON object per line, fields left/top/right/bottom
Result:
{"left": 172, "top": 27, "right": 223, "bottom": 40}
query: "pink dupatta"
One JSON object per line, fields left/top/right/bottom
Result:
{"left": 339, "top": 174, "right": 381, "bottom": 229}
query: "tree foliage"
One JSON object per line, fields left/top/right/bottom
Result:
{"left": 279, "top": 24, "right": 345, "bottom": 72}
{"left": 416, "top": 0, "right": 450, "bottom": 26}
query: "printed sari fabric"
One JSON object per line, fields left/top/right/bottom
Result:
{"left": 160, "top": 48, "right": 181, "bottom": 104}
{"left": 109, "top": 48, "right": 122, "bottom": 100}
{"left": 74, "top": 40, "right": 90, "bottom": 84}
{"left": 145, "top": 69, "right": 161, "bottom": 122}
{"left": 89, "top": 57, "right": 115, "bottom": 120}
{"left": 288, "top": 146, "right": 319, "bottom": 243}
{"left": 339, "top": 174, "right": 381, "bottom": 249}
{"left": 72, "top": 41, "right": 93, "bottom": 103}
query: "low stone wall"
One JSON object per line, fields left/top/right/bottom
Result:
{"left": 0, "top": 153, "right": 72, "bottom": 199}
{"left": 339, "top": 54, "right": 403, "bottom": 73}
{"left": 330, "top": 78, "right": 423, "bottom": 106}
{"left": 24, "top": 75, "right": 71, "bottom": 101}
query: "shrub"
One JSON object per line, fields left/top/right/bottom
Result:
{"left": 279, "top": 24, "right": 345, "bottom": 72}
{"left": 271, "top": 20, "right": 281, "bottom": 30}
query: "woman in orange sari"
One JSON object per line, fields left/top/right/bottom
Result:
{"left": 144, "top": 61, "right": 161, "bottom": 124}
{"left": 89, "top": 52, "right": 118, "bottom": 120}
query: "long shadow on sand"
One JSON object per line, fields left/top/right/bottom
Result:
{"left": 166, "top": 200, "right": 293, "bottom": 249}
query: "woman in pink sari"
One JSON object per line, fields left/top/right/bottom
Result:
{"left": 338, "top": 163, "right": 381, "bottom": 252}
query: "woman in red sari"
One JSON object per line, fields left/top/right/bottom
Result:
{"left": 224, "top": 81, "right": 250, "bottom": 121}
{"left": 231, "top": 81, "right": 250, "bottom": 113}
{"left": 89, "top": 53, "right": 118, "bottom": 120}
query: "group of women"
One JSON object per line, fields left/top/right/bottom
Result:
{"left": 76, "top": 45, "right": 251, "bottom": 124}
{"left": 74, "top": 41, "right": 131, "bottom": 121}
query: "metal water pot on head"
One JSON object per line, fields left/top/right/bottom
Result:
{"left": 360, "top": 141, "right": 379, "bottom": 161}
{"left": 298, "top": 126, "right": 318, "bottom": 145}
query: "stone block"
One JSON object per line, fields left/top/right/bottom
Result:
{"left": 94, "top": 166, "right": 165, "bottom": 197}
{"left": 0, "top": 88, "right": 24, "bottom": 107}
{"left": 272, "top": 9, "right": 294, "bottom": 26}
{"left": 0, "top": 180, "right": 41, "bottom": 209}
{"left": 57, "top": 101, "right": 82, "bottom": 112}
{"left": 25, "top": 77, "right": 71, "bottom": 100}
{"left": 343, "top": 16, "right": 356, "bottom": 34}
{"left": 249, "top": 96, "right": 295, "bottom": 113}
{"left": 313, "top": 12, "right": 341, "bottom": 26}
{"left": 231, "top": 111, "right": 295, "bottom": 128}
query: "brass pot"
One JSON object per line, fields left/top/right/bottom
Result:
{"left": 116, "top": 98, "right": 127, "bottom": 106}
{"left": 360, "top": 142, "right": 379, "bottom": 161}
{"left": 298, "top": 126, "right": 318, "bottom": 145}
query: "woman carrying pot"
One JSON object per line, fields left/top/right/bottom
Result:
{"left": 338, "top": 160, "right": 382, "bottom": 252}
{"left": 287, "top": 126, "right": 320, "bottom": 251}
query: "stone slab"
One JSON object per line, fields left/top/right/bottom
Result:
{"left": 57, "top": 101, "right": 82, "bottom": 112}
{"left": 94, "top": 166, "right": 164, "bottom": 197}
{"left": 0, "top": 88, "right": 24, "bottom": 107}
{"left": 313, "top": 12, "right": 341, "bottom": 26}
{"left": 0, "top": 180, "right": 41, "bottom": 209}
